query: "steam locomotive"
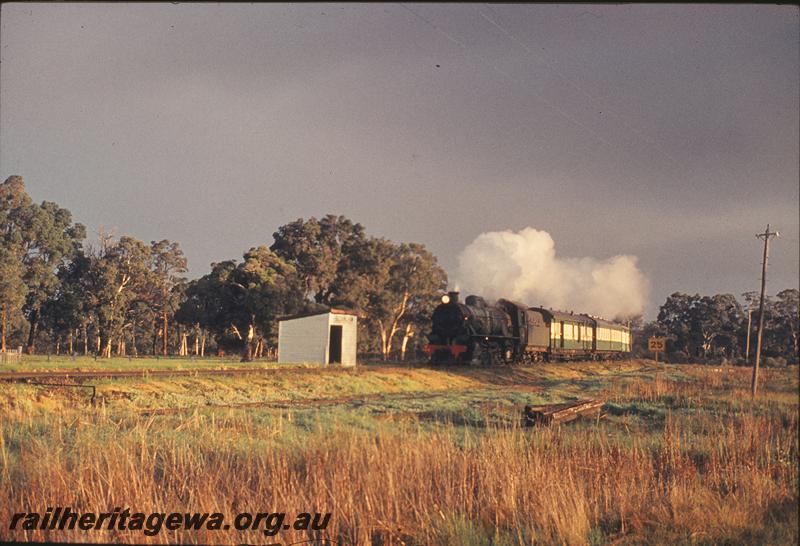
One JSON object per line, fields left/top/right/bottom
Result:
{"left": 423, "top": 292, "right": 630, "bottom": 365}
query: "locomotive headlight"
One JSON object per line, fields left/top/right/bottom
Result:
{"left": 441, "top": 294, "right": 450, "bottom": 304}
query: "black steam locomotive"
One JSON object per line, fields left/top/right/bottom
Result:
{"left": 423, "top": 292, "right": 631, "bottom": 365}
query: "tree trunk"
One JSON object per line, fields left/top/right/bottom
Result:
{"left": 162, "top": 311, "right": 168, "bottom": 356}
{"left": 194, "top": 334, "right": 199, "bottom": 356}
{"left": 83, "top": 323, "right": 88, "bottom": 356}
{"left": 241, "top": 323, "right": 255, "bottom": 362}
{"left": 378, "top": 320, "right": 389, "bottom": 361}
{"left": 102, "top": 338, "right": 112, "bottom": 358}
{"left": 701, "top": 333, "right": 713, "bottom": 357}
{"left": 25, "top": 308, "right": 39, "bottom": 354}
{"left": 99, "top": 328, "right": 112, "bottom": 358}
{"left": 378, "top": 293, "right": 410, "bottom": 361}
{"left": 200, "top": 332, "right": 206, "bottom": 357}
{"left": 56, "top": 339, "right": 61, "bottom": 356}
{"left": 1, "top": 304, "right": 6, "bottom": 353}
{"left": 400, "top": 324, "right": 414, "bottom": 361}
{"left": 68, "top": 330, "right": 73, "bottom": 355}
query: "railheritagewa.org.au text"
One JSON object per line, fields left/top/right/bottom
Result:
{"left": 9, "top": 506, "right": 331, "bottom": 537}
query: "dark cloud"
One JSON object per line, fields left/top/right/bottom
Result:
{"left": 1, "top": 3, "right": 797, "bottom": 317}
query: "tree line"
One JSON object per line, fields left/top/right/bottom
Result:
{"left": 634, "top": 290, "right": 798, "bottom": 364}
{"left": 1, "top": 176, "right": 447, "bottom": 360}
{"left": 3, "top": 175, "right": 796, "bottom": 364}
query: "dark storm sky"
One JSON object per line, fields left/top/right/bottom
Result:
{"left": 2, "top": 3, "right": 798, "bottom": 318}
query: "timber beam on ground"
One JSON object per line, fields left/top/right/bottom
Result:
{"left": 523, "top": 399, "right": 605, "bottom": 426}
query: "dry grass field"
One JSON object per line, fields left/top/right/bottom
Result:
{"left": 1, "top": 359, "right": 797, "bottom": 545}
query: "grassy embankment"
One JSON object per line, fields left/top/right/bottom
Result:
{"left": 1, "top": 359, "right": 797, "bottom": 545}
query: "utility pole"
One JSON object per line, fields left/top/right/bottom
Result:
{"left": 745, "top": 309, "right": 752, "bottom": 362}
{"left": 751, "top": 224, "right": 779, "bottom": 397}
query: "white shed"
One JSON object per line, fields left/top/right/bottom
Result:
{"left": 277, "top": 309, "right": 358, "bottom": 366}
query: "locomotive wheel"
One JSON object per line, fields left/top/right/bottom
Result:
{"left": 432, "top": 349, "right": 455, "bottom": 365}
{"left": 478, "top": 343, "right": 504, "bottom": 366}
{"left": 479, "top": 344, "right": 492, "bottom": 367}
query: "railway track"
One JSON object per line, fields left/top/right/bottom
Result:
{"left": 0, "top": 360, "right": 654, "bottom": 382}
{"left": 0, "top": 365, "right": 365, "bottom": 382}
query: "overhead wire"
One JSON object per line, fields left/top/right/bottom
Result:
{"left": 398, "top": 3, "right": 618, "bottom": 149}
{"left": 478, "top": 4, "right": 682, "bottom": 168}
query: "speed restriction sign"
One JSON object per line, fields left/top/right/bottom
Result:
{"left": 648, "top": 337, "right": 666, "bottom": 352}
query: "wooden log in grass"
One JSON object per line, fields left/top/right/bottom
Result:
{"left": 524, "top": 399, "right": 605, "bottom": 426}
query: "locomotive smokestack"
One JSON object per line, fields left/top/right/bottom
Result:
{"left": 448, "top": 291, "right": 459, "bottom": 303}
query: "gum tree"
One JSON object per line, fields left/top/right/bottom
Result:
{"left": 176, "top": 247, "right": 304, "bottom": 361}
{"left": 362, "top": 241, "right": 447, "bottom": 360}
{"left": 142, "top": 239, "right": 188, "bottom": 355}
{"left": 0, "top": 176, "right": 85, "bottom": 354}
{"left": 270, "top": 214, "right": 368, "bottom": 304}
{"left": 82, "top": 236, "right": 151, "bottom": 357}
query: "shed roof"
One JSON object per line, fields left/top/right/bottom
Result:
{"left": 277, "top": 308, "right": 359, "bottom": 322}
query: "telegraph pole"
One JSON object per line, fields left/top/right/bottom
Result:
{"left": 751, "top": 224, "right": 779, "bottom": 397}
{"left": 745, "top": 309, "right": 752, "bottom": 362}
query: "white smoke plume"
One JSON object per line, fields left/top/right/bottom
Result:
{"left": 454, "top": 227, "right": 648, "bottom": 320}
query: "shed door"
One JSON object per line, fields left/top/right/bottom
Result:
{"left": 328, "top": 325, "right": 343, "bottom": 364}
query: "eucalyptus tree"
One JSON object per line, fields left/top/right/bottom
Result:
{"left": 659, "top": 292, "right": 745, "bottom": 358}
{"left": 81, "top": 236, "right": 151, "bottom": 357}
{"left": 176, "top": 247, "right": 305, "bottom": 361}
{"left": 141, "top": 239, "right": 188, "bottom": 355}
{"left": 0, "top": 177, "right": 27, "bottom": 351}
{"left": 175, "top": 264, "right": 232, "bottom": 356}
{"left": 0, "top": 245, "right": 25, "bottom": 352}
{"left": 0, "top": 176, "right": 85, "bottom": 353}
{"left": 386, "top": 243, "right": 448, "bottom": 360}
{"left": 270, "top": 214, "right": 368, "bottom": 304}
{"left": 771, "top": 289, "right": 799, "bottom": 359}
{"left": 359, "top": 241, "right": 447, "bottom": 360}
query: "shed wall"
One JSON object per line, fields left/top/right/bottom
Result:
{"left": 278, "top": 312, "right": 358, "bottom": 366}
{"left": 278, "top": 314, "right": 329, "bottom": 364}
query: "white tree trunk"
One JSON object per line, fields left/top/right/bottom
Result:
{"left": 400, "top": 324, "right": 414, "bottom": 361}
